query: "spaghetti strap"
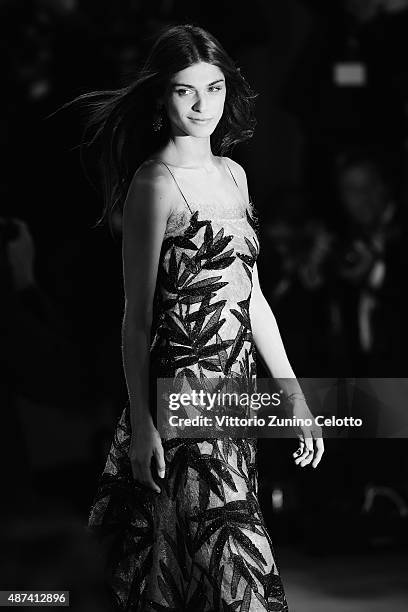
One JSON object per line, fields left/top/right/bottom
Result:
{"left": 223, "top": 157, "right": 240, "bottom": 190}
{"left": 154, "top": 160, "right": 193, "bottom": 214}
{"left": 221, "top": 157, "right": 252, "bottom": 209}
{"left": 223, "top": 157, "right": 251, "bottom": 208}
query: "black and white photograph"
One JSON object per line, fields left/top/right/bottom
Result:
{"left": 1, "top": 1, "right": 408, "bottom": 611}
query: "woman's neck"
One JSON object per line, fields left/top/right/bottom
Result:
{"left": 161, "top": 136, "right": 217, "bottom": 169}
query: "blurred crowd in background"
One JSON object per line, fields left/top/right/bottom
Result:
{"left": 1, "top": 1, "right": 408, "bottom": 609}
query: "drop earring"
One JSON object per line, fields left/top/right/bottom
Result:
{"left": 152, "top": 107, "right": 164, "bottom": 132}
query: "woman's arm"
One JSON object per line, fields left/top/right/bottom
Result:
{"left": 121, "top": 162, "right": 175, "bottom": 491}
{"left": 224, "top": 156, "right": 300, "bottom": 385}
{"left": 226, "top": 156, "right": 324, "bottom": 467}
{"left": 250, "top": 263, "right": 299, "bottom": 384}
{"left": 250, "top": 262, "right": 324, "bottom": 468}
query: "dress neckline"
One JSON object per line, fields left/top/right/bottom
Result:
{"left": 146, "top": 156, "right": 223, "bottom": 172}
{"left": 188, "top": 210, "right": 247, "bottom": 221}
{"left": 168, "top": 206, "right": 249, "bottom": 223}
{"left": 147, "top": 157, "right": 251, "bottom": 213}
{"left": 164, "top": 208, "right": 252, "bottom": 239}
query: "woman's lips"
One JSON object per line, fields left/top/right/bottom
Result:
{"left": 189, "top": 117, "right": 212, "bottom": 122}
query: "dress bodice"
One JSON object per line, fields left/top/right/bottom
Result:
{"left": 149, "top": 159, "right": 260, "bottom": 382}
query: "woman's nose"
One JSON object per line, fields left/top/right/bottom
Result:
{"left": 192, "top": 93, "right": 207, "bottom": 112}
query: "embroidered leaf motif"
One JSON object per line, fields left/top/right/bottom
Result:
{"left": 157, "top": 574, "right": 174, "bottom": 607}
{"left": 207, "top": 235, "right": 234, "bottom": 258}
{"left": 241, "top": 583, "right": 252, "bottom": 612}
{"left": 182, "top": 367, "right": 204, "bottom": 392}
{"left": 229, "top": 525, "right": 267, "bottom": 568}
{"left": 230, "top": 308, "right": 250, "bottom": 329}
{"left": 174, "top": 236, "right": 199, "bottom": 251}
{"left": 202, "top": 247, "right": 235, "bottom": 270}
{"left": 212, "top": 227, "right": 225, "bottom": 244}
{"left": 230, "top": 554, "right": 258, "bottom": 597}
{"left": 199, "top": 475, "right": 210, "bottom": 513}
{"left": 200, "top": 358, "right": 222, "bottom": 372}
{"left": 207, "top": 458, "right": 237, "bottom": 492}
{"left": 186, "top": 298, "right": 224, "bottom": 323}
{"left": 200, "top": 339, "right": 234, "bottom": 358}
{"left": 168, "top": 247, "right": 179, "bottom": 286}
{"left": 181, "top": 276, "right": 228, "bottom": 296}
{"left": 190, "top": 299, "right": 225, "bottom": 341}
{"left": 173, "top": 355, "right": 199, "bottom": 369}
{"left": 237, "top": 253, "right": 252, "bottom": 266}
{"left": 222, "top": 438, "right": 232, "bottom": 461}
{"left": 184, "top": 212, "right": 208, "bottom": 239}
{"left": 195, "top": 318, "right": 226, "bottom": 349}
{"left": 193, "top": 515, "right": 226, "bottom": 552}
{"left": 167, "top": 443, "right": 223, "bottom": 502}
{"left": 204, "top": 222, "right": 213, "bottom": 244}
{"left": 224, "top": 326, "right": 246, "bottom": 374}
{"left": 180, "top": 294, "right": 215, "bottom": 306}
{"left": 245, "top": 236, "right": 258, "bottom": 259}
{"left": 209, "top": 525, "right": 230, "bottom": 574}
{"left": 158, "top": 559, "right": 184, "bottom": 607}
{"left": 163, "top": 312, "right": 191, "bottom": 345}
{"left": 88, "top": 210, "right": 289, "bottom": 612}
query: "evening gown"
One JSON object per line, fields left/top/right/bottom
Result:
{"left": 88, "top": 158, "right": 289, "bottom": 611}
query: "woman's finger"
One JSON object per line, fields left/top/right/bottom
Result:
{"left": 312, "top": 437, "right": 325, "bottom": 468}
{"left": 297, "top": 434, "right": 314, "bottom": 466}
{"left": 294, "top": 438, "right": 311, "bottom": 465}
{"left": 292, "top": 439, "right": 304, "bottom": 458}
{"left": 300, "top": 448, "right": 314, "bottom": 467}
{"left": 153, "top": 444, "right": 166, "bottom": 479}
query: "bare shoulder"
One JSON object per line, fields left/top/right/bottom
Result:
{"left": 222, "top": 156, "right": 249, "bottom": 202}
{"left": 222, "top": 156, "right": 248, "bottom": 187}
{"left": 124, "top": 159, "right": 176, "bottom": 221}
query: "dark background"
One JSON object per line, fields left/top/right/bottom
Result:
{"left": 1, "top": 1, "right": 408, "bottom": 610}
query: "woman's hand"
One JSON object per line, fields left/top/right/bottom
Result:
{"left": 128, "top": 413, "right": 166, "bottom": 493}
{"left": 291, "top": 399, "right": 324, "bottom": 468}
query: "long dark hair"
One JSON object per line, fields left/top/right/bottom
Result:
{"left": 64, "top": 23, "right": 258, "bottom": 234}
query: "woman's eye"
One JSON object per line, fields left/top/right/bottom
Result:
{"left": 175, "top": 89, "right": 191, "bottom": 96}
{"left": 209, "top": 86, "right": 222, "bottom": 92}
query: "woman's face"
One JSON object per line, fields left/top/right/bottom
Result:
{"left": 163, "top": 61, "right": 226, "bottom": 138}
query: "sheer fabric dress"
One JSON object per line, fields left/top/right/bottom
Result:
{"left": 88, "top": 158, "right": 289, "bottom": 612}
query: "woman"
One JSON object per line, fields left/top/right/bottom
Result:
{"left": 82, "top": 24, "right": 324, "bottom": 611}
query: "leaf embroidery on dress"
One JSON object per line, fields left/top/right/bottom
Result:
{"left": 87, "top": 208, "right": 289, "bottom": 611}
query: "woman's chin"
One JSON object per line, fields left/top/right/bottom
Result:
{"left": 190, "top": 124, "right": 217, "bottom": 138}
